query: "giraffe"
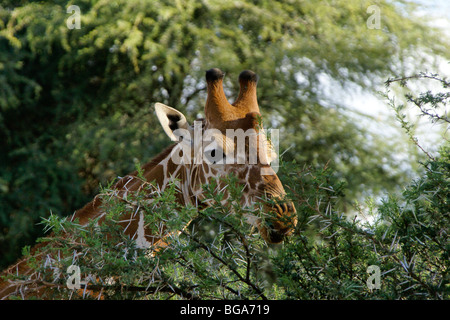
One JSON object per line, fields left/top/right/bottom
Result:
{"left": 0, "top": 68, "right": 297, "bottom": 299}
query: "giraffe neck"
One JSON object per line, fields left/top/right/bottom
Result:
{"left": 78, "top": 143, "right": 199, "bottom": 247}
{"left": 0, "top": 145, "right": 195, "bottom": 299}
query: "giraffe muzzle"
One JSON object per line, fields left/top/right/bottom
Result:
{"left": 260, "top": 200, "right": 297, "bottom": 244}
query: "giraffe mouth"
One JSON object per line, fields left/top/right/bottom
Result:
{"left": 259, "top": 200, "right": 297, "bottom": 244}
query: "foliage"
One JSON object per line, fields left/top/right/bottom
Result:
{"left": 5, "top": 72, "right": 448, "bottom": 299}
{"left": 7, "top": 142, "right": 448, "bottom": 299}
{"left": 6, "top": 174, "right": 270, "bottom": 299}
{"left": 0, "top": 0, "right": 449, "bottom": 280}
{"left": 273, "top": 73, "right": 449, "bottom": 299}
{"left": 273, "top": 147, "right": 448, "bottom": 299}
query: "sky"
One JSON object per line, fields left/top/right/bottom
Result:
{"left": 415, "top": 0, "right": 450, "bottom": 20}
{"left": 329, "top": 0, "right": 450, "bottom": 158}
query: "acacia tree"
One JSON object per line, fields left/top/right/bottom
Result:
{"left": 6, "top": 73, "right": 448, "bottom": 299}
{"left": 0, "top": 0, "right": 449, "bottom": 269}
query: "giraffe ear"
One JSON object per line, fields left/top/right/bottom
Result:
{"left": 155, "top": 103, "right": 190, "bottom": 142}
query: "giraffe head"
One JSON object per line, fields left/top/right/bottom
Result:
{"left": 155, "top": 68, "right": 297, "bottom": 244}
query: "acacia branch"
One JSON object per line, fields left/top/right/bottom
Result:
{"left": 180, "top": 229, "right": 267, "bottom": 300}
